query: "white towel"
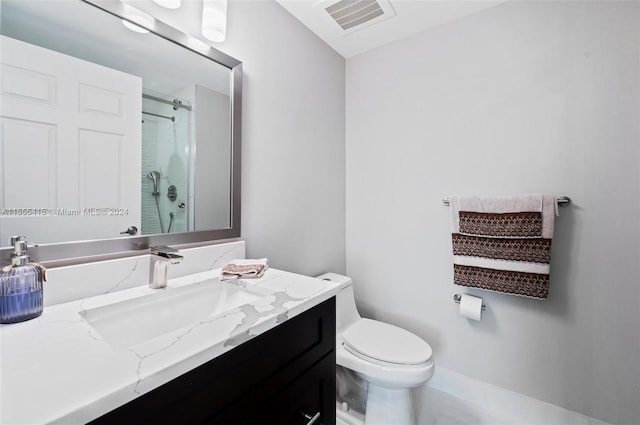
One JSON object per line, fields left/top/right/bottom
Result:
{"left": 220, "top": 258, "right": 269, "bottom": 281}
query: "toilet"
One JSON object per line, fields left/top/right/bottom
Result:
{"left": 317, "top": 273, "right": 434, "bottom": 425}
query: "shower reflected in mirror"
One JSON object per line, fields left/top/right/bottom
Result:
{"left": 141, "top": 92, "right": 191, "bottom": 235}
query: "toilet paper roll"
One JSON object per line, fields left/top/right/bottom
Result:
{"left": 459, "top": 293, "right": 483, "bottom": 321}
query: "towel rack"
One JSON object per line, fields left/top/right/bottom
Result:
{"left": 442, "top": 196, "right": 571, "bottom": 207}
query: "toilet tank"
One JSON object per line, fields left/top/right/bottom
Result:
{"left": 316, "top": 273, "right": 361, "bottom": 333}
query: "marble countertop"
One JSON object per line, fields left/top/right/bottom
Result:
{"left": 0, "top": 268, "right": 340, "bottom": 424}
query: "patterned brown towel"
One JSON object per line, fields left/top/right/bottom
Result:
{"left": 449, "top": 194, "right": 557, "bottom": 299}
{"left": 221, "top": 258, "right": 269, "bottom": 281}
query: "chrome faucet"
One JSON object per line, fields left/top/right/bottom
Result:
{"left": 149, "top": 245, "right": 183, "bottom": 289}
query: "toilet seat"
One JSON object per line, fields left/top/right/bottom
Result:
{"left": 342, "top": 319, "right": 432, "bottom": 366}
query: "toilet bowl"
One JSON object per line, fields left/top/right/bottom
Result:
{"left": 317, "top": 273, "right": 434, "bottom": 425}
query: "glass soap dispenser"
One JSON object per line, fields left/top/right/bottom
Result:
{"left": 0, "top": 236, "right": 45, "bottom": 324}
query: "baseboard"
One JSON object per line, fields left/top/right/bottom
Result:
{"left": 424, "top": 366, "right": 611, "bottom": 425}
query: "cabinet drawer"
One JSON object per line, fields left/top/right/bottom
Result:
{"left": 91, "top": 297, "right": 335, "bottom": 425}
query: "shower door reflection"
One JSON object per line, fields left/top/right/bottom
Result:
{"left": 141, "top": 91, "right": 191, "bottom": 235}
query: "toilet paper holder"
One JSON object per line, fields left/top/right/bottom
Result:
{"left": 453, "top": 294, "right": 486, "bottom": 311}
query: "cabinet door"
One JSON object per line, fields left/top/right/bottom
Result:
{"left": 243, "top": 353, "right": 336, "bottom": 425}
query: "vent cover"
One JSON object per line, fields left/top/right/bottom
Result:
{"left": 325, "top": 0, "right": 385, "bottom": 31}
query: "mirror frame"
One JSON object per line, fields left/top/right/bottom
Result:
{"left": 0, "top": 0, "right": 241, "bottom": 267}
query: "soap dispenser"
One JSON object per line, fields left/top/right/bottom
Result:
{"left": 0, "top": 236, "right": 45, "bottom": 324}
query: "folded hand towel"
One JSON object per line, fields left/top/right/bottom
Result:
{"left": 450, "top": 193, "right": 557, "bottom": 238}
{"left": 449, "top": 194, "right": 557, "bottom": 299}
{"left": 221, "top": 258, "right": 269, "bottom": 281}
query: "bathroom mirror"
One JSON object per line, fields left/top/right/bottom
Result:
{"left": 0, "top": 0, "right": 241, "bottom": 264}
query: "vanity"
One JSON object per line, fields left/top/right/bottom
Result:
{"left": 91, "top": 296, "right": 335, "bottom": 425}
{"left": 0, "top": 251, "right": 339, "bottom": 424}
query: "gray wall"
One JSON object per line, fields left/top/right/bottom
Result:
{"left": 345, "top": 1, "right": 639, "bottom": 424}
{"left": 217, "top": 1, "right": 346, "bottom": 275}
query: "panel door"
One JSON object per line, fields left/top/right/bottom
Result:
{"left": 0, "top": 35, "right": 142, "bottom": 244}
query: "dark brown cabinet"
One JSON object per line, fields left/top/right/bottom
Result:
{"left": 90, "top": 297, "right": 336, "bottom": 425}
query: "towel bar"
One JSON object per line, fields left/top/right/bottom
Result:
{"left": 442, "top": 196, "right": 571, "bottom": 207}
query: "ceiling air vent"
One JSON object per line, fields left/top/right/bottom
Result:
{"left": 325, "top": 0, "right": 386, "bottom": 31}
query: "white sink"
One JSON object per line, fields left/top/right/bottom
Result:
{"left": 82, "top": 279, "right": 271, "bottom": 349}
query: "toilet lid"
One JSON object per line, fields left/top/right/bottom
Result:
{"left": 342, "top": 319, "right": 432, "bottom": 365}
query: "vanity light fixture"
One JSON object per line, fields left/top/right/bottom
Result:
{"left": 153, "top": 0, "right": 182, "bottom": 9}
{"left": 202, "top": 0, "right": 227, "bottom": 42}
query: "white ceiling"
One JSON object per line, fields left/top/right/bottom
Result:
{"left": 275, "top": 0, "right": 509, "bottom": 58}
